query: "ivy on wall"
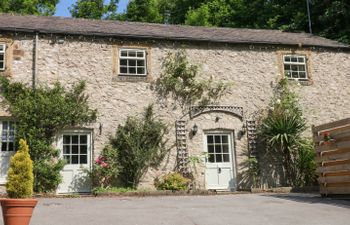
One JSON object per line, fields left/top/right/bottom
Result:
{"left": 154, "top": 49, "right": 231, "bottom": 112}
{"left": 0, "top": 77, "right": 97, "bottom": 193}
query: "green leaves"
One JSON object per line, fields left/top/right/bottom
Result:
{"left": 108, "top": 105, "right": 168, "bottom": 188}
{"left": 70, "top": 0, "right": 119, "bottom": 19}
{"left": 259, "top": 79, "right": 316, "bottom": 187}
{"left": 0, "top": 0, "right": 59, "bottom": 16}
{"left": 155, "top": 50, "right": 231, "bottom": 111}
{"left": 0, "top": 77, "right": 97, "bottom": 193}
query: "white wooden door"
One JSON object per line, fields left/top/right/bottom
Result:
{"left": 0, "top": 121, "right": 16, "bottom": 184}
{"left": 205, "top": 133, "right": 235, "bottom": 190}
{"left": 57, "top": 131, "right": 92, "bottom": 194}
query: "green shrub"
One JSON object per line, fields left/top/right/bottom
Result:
{"left": 106, "top": 105, "right": 168, "bottom": 188}
{"left": 6, "top": 139, "right": 34, "bottom": 198}
{"left": 154, "top": 172, "right": 191, "bottom": 191}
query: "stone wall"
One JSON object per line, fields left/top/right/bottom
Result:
{"left": 1, "top": 33, "right": 350, "bottom": 190}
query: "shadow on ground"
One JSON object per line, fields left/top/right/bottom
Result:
{"left": 261, "top": 193, "right": 350, "bottom": 209}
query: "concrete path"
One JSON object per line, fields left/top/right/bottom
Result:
{"left": 3, "top": 193, "right": 350, "bottom": 225}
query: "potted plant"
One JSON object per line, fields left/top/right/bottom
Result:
{"left": 1, "top": 139, "right": 37, "bottom": 225}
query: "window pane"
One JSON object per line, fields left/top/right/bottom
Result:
{"left": 222, "top": 145, "right": 229, "bottom": 153}
{"left": 137, "top": 52, "right": 144, "bottom": 57}
{"left": 72, "top": 135, "right": 78, "bottom": 144}
{"left": 128, "top": 51, "right": 136, "bottom": 57}
{"left": 80, "top": 145, "right": 87, "bottom": 154}
{"left": 64, "top": 155, "right": 70, "bottom": 163}
{"left": 291, "top": 65, "right": 298, "bottom": 71}
{"left": 215, "top": 154, "right": 222, "bottom": 163}
{"left": 129, "top": 67, "right": 136, "bottom": 74}
{"left": 72, "top": 145, "right": 79, "bottom": 154}
{"left": 222, "top": 135, "right": 228, "bottom": 143}
{"left": 284, "top": 56, "right": 291, "bottom": 62}
{"left": 0, "top": 55, "right": 3, "bottom": 61}
{"left": 121, "top": 51, "right": 127, "bottom": 57}
{"left": 137, "top": 60, "right": 145, "bottom": 66}
{"left": 137, "top": 68, "right": 145, "bottom": 75}
{"left": 0, "top": 62, "right": 3, "bottom": 69}
{"left": 208, "top": 145, "right": 214, "bottom": 153}
{"left": 120, "top": 67, "right": 127, "bottom": 74}
{"left": 299, "top": 72, "right": 306, "bottom": 78}
{"left": 298, "top": 65, "right": 306, "bottom": 71}
{"left": 298, "top": 57, "right": 304, "bottom": 63}
{"left": 129, "top": 60, "right": 136, "bottom": 67}
{"left": 207, "top": 136, "right": 214, "bottom": 144}
{"left": 63, "top": 145, "right": 70, "bottom": 154}
{"left": 223, "top": 154, "right": 230, "bottom": 162}
{"left": 63, "top": 136, "right": 70, "bottom": 144}
{"left": 71, "top": 155, "right": 79, "bottom": 164}
{"left": 1, "top": 143, "right": 7, "bottom": 151}
{"left": 216, "top": 145, "right": 223, "bottom": 153}
{"left": 284, "top": 65, "right": 290, "bottom": 70}
{"left": 3, "top": 121, "right": 8, "bottom": 130}
{"left": 215, "top": 135, "right": 220, "bottom": 143}
{"left": 292, "top": 72, "right": 298, "bottom": 78}
{"left": 291, "top": 57, "right": 297, "bottom": 62}
{"left": 80, "top": 135, "right": 87, "bottom": 144}
{"left": 208, "top": 154, "right": 215, "bottom": 163}
{"left": 8, "top": 142, "right": 14, "bottom": 151}
{"left": 80, "top": 155, "right": 87, "bottom": 164}
{"left": 0, "top": 45, "right": 3, "bottom": 51}
{"left": 120, "top": 59, "right": 127, "bottom": 66}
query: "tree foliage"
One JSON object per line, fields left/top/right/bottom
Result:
{"left": 70, "top": 0, "right": 119, "bottom": 19}
{"left": 119, "top": 0, "right": 162, "bottom": 23}
{"left": 108, "top": 105, "right": 168, "bottom": 188}
{"left": 0, "top": 77, "right": 97, "bottom": 193}
{"left": 0, "top": 0, "right": 59, "bottom": 16}
{"left": 6, "top": 139, "right": 34, "bottom": 198}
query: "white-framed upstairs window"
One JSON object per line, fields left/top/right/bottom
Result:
{"left": 283, "top": 55, "right": 308, "bottom": 81}
{"left": 1, "top": 121, "right": 16, "bottom": 152}
{"left": 119, "top": 49, "right": 147, "bottom": 76}
{"left": 0, "top": 43, "right": 6, "bottom": 71}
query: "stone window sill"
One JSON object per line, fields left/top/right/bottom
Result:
{"left": 113, "top": 75, "right": 149, "bottom": 82}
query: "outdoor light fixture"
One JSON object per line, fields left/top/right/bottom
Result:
{"left": 241, "top": 123, "right": 247, "bottom": 135}
{"left": 191, "top": 124, "right": 198, "bottom": 135}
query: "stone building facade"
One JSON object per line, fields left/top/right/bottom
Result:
{"left": 0, "top": 14, "right": 349, "bottom": 193}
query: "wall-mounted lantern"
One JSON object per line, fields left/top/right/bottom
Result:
{"left": 191, "top": 124, "right": 198, "bottom": 136}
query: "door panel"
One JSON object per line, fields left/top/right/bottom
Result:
{"left": 57, "top": 132, "right": 92, "bottom": 194}
{"left": 205, "top": 133, "right": 235, "bottom": 190}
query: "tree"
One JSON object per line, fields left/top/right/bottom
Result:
{"left": 0, "top": 0, "right": 59, "bottom": 16}
{"left": 120, "top": 0, "right": 162, "bottom": 23}
{"left": 70, "top": 0, "right": 119, "bottom": 19}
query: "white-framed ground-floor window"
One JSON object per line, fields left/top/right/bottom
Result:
{"left": 0, "top": 120, "right": 16, "bottom": 184}
{"left": 57, "top": 130, "right": 92, "bottom": 194}
{"left": 204, "top": 131, "right": 236, "bottom": 191}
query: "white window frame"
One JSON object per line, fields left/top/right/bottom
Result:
{"left": 0, "top": 43, "right": 5, "bottom": 71}
{"left": 283, "top": 55, "right": 308, "bottom": 81}
{"left": 0, "top": 121, "right": 16, "bottom": 152}
{"left": 61, "top": 132, "right": 90, "bottom": 165}
{"left": 119, "top": 48, "right": 147, "bottom": 76}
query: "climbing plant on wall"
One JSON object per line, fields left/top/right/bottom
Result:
{"left": 154, "top": 49, "right": 231, "bottom": 112}
{"left": 0, "top": 77, "right": 97, "bottom": 193}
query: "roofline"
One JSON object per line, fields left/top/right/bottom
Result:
{"left": 1, "top": 27, "right": 349, "bottom": 51}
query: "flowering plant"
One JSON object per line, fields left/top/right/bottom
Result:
{"left": 320, "top": 131, "right": 334, "bottom": 145}
{"left": 91, "top": 146, "right": 119, "bottom": 188}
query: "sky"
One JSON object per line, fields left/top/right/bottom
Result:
{"left": 54, "top": 0, "right": 129, "bottom": 17}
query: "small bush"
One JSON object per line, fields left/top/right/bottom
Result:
{"left": 6, "top": 139, "right": 34, "bottom": 198}
{"left": 91, "top": 145, "right": 119, "bottom": 189}
{"left": 154, "top": 172, "right": 191, "bottom": 191}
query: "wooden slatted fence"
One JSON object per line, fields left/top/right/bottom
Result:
{"left": 312, "top": 118, "right": 350, "bottom": 196}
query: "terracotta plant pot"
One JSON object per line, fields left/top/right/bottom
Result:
{"left": 1, "top": 199, "right": 37, "bottom": 225}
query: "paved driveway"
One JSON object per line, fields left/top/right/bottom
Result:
{"left": 4, "top": 193, "right": 350, "bottom": 225}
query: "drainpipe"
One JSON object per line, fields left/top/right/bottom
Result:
{"left": 32, "top": 32, "right": 38, "bottom": 89}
